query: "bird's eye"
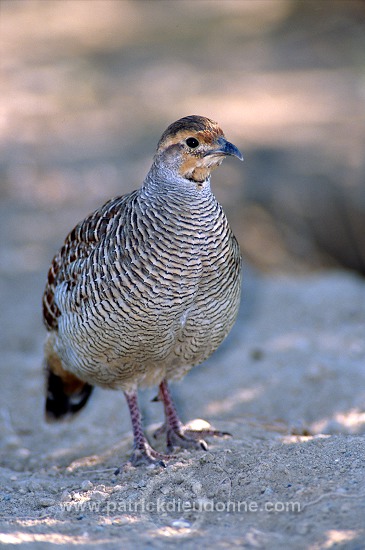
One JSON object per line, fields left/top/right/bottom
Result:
{"left": 186, "top": 137, "right": 199, "bottom": 149}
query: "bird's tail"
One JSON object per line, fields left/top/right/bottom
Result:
{"left": 44, "top": 345, "right": 93, "bottom": 421}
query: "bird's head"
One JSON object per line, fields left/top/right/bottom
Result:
{"left": 154, "top": 115, "right": 243, "bottom": 186}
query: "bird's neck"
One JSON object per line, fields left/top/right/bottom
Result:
{"left": 141, "top": 163, "right": 215, "bottom": 209}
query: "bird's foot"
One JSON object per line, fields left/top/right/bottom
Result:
{"left": 129, "top": 444, "right": 171, "bottom": 467}
{"left": 115, "top": 442, "right": 175, "bottom": 474}
{"left": 119, "top": 389, "right": 176, "bottom": 472}
{"left": 154, "top": 418, "right": 231, "bottom": 452}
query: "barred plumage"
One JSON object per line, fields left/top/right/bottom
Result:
{"left": 43, "top": 115, "right": 243, "bottom": 467}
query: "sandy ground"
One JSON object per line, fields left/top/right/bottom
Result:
{"left": 1, "top": 267, "right": 365, "bottom": 549}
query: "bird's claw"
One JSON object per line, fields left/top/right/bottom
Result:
{"left": 114, "top": 443, "right": 177, "bottom": 473}
{"left": 154, "top": 419, "right": 231, "bottom": 452}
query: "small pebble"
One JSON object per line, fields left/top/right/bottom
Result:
{"left": 28, "top": 481, "right": 42, "bottom": 492}
{"left": 60, "top": 490, "right": 71, "bottom": 502}
{"left": 251, "top": 348, "right": 264, "bottom": 361}
{"left": 191, "top": 481, "right": 202, "bottom": 495}
{"left": 92, "top": 491, "right": 108, "bottom": 502}
{"left": 81, "top": 480, "right": 93, "bottom": 491}
{"left": 171, "top": 519, "right": 191, "bottom": 529}
{"left": 112, "top": 517, "right": 129, "bottom": 525}
{"left": 4, "top": 435, "right": 21, "bottom": 449}
{"left": 15, "top": 448, "right": 31, "bottom": 458}
{"left": 296, "top": 523, "right": 311, "bottom": 535}
{"left": 39, "top": 497, "right": 56, "bottom": 507}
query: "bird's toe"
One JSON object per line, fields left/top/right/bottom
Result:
{"left": 162, "top": 419, "right": 232, "bottom": 452}
{"left": 116, "top": 443, "right": 176, "bottom": 472}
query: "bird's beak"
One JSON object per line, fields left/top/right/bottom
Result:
{"left": 205, "top": 137, "right": 243, "bottom": 161}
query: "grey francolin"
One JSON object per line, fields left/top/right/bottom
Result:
{"left": 43, "top": 115, "right": 243, "bottom": 468}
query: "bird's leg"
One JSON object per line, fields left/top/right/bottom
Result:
{"left": 119, "top": 390, "right": 170, "bottom": 470}
{"left": 156, "top": 379, "right": 231, "bottom": 452}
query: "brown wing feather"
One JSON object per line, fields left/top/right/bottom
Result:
{"left": 42, "top": 192, "right": 136, "bottom": 331}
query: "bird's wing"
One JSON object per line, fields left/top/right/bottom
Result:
{"left": 43, "top": 191, "right": 137, "bottom": 330}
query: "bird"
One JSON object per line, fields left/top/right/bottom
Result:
{"left": 43, "top": 115, "right": 243, "bottom": 468}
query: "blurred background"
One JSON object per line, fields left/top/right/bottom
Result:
{"left": 1, "top": 0, "right": 365, "bottom": 338}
